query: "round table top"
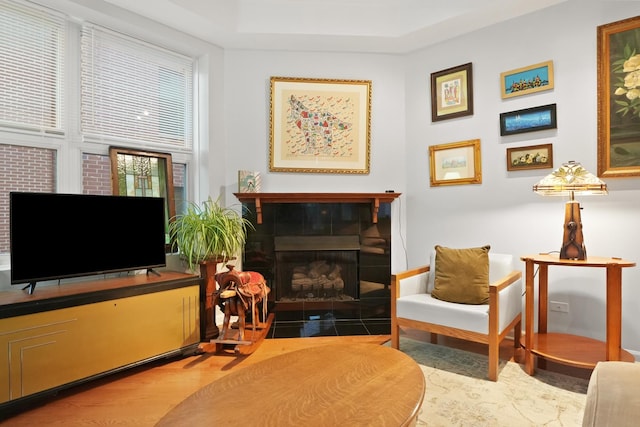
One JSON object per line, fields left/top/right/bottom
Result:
{"left": 521, "top": 253, "right": 635, "bottom": 268}
{"left": 156, "top": 343, "right": 425, "bottom": 427}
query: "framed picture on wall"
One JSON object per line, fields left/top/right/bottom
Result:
{"left": 429, "top": 139, "right": 481, "bottom": 186}
{"left": 430, "top": 63, "right": 474, "bottom": 122}
{"left": 269, "top": 76, "right": 371, "bottom": 174}
{"left": 500, "top": 60, "right": 554, "bottom": 99}
{"left": 506, "top": 143, "right": 553, "bottom": 171}
{"left": 597, "top": 15, "right": 640, "bottom": 178}
{"left": 500, "top": 104, "right": 557, "bottom": 136}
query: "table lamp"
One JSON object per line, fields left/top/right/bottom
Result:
{"left": 532, "top": 160, "right": 607, "bottom": 260}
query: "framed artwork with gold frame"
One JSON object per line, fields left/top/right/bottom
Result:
{"left": 500, "top": 60, "right": 554, "bottom": 99}
{"left": 429, "top": 139, "right": 482, "bottom": 186}
{"left": 430, "top": 63, "right": 474, "bottom": 122}
{"left": 597, "top": 15, "right": 640, "bottom": 178}
{"left": 269, "top": 76, "right": 371, "bottom": 174}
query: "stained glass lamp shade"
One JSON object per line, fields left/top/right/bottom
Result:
{"left": 533, "top": 161, "right": 607, "bottom": 260}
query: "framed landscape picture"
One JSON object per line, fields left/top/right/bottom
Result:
{"left": 500, "top": 60, "right": 554, "bottom": 99}
{"left": 269, "top": 76, "right": 371, "bottom": 174}
{"left": 429, "top": 139, "right": 481, "bottom": 186}
{"left": 597, "top": 15, "right": 640, "bottom": 177}
{"left": 506, "top": 143, "right": 553, "bottom": 171}
{"left": 500, "top": 104, "right": 557, "bottom": 136}
{"left": 430, "top": 63, "right": 474, "bottom": 122}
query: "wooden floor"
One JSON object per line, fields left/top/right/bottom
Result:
{"left": 0, "top": 331, "right": 593, "bottom": 426}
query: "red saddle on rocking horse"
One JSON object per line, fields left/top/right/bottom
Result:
{"left": 214, "top": 265, "right": 270, "bottom": 341}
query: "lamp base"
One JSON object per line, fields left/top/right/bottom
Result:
{"left": 560, "top": 200, "right": 586, "bottom": 260}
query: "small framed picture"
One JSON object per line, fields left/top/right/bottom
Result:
{"left": 430, "top": 63, "right": 474, "bottom": 122}
{"left": 429, "top": 139, "right": 481, "bottom": 186}
{"left": 238, "top": 170, "right": 261, "bottom": 193}
{"left": 506, "top": 143, "right": 553, "bottom": 171}
{"left": 500, "top": 60, "right": 554, "bottom": 99}
{"left": 500, "top": 104, "right": 557, "bottom": 136}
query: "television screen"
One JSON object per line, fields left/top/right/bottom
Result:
{"left": 10, "top": 192, "right": 167, "bottom": 287}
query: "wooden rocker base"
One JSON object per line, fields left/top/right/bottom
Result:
{"left": 210, "top": 312, "right": 274, "bottom": 355}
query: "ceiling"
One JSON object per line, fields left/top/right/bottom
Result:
{"left": 102, "top": 0, "right": 569, "bottom": 54}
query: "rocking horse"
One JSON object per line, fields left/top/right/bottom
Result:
{"left": 212, "top": 265, "right": 272, "bottom": 353}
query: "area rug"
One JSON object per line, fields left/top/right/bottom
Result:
{"left": 393, "top": 337, "right": 589, "bottom": 427}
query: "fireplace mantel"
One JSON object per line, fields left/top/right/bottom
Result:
{"left": 233, "top": 192, "right": 401, "bottom": 224}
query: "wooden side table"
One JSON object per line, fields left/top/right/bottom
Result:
{"left": 521, "top": 254, "right": 636, "bottom": 376}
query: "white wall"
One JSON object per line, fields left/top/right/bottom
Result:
{"left": 220, "top": 50, "right": 408, "bottom": 268}
{"left": 222, "top": 0, "right": 640, "bottom": 356}
{"left": 404, "top": 0, "right": 640, "bottom": 354}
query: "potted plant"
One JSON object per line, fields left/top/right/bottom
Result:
{"left": 168, "top": 196, "right": 254, "bottom": 340}
{"left": 168, "top": 196, "right": 254, "bottom": 271}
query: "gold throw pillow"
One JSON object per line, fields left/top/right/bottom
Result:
{"left": 431, "top": 245, "right": 490, "bottom": 304}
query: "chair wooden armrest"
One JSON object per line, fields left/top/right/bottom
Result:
{"left": 489, "top": 270, "right": 522, "bottom": 293}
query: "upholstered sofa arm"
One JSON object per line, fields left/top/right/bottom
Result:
{"left": 582, "top": 361, "right": 640, "bottom": 427}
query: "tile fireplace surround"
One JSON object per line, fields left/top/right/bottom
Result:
{"left": 234, "top": 193, "right": 400, "bottom": 338}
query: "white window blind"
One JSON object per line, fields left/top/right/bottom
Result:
{"left": 80, "top": 25, "right": 194, "bottom": 149}
{"left": 0, "top": 0, "right": 65, "bottom": 134}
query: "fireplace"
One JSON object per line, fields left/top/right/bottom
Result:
{"left": 235, "top": 192, "right": 400, "bottom": 321}
{"left": 274, "top": 235, "right": 360, "bottom": 302}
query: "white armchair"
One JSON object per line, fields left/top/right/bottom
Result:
{"left": 391, "top": 251, "right": 522, "bottom": 381}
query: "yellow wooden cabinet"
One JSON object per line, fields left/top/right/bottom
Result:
{"left": 0, "top": 273, "right": 200, "bottom": 405}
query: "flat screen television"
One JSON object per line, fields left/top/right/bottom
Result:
{"left": 10, "top": 192, "right": 167, "bottom": 293}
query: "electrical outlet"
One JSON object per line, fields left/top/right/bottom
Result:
{"left": 550, "top": 301, "right": 569, "bottom": 313}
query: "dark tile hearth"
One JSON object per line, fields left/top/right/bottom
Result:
{"left": 267, "top": 315, "right": 391, "bottom": 339}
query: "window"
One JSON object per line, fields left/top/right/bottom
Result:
{"left": 0, "top": 0, "right": 65, "bottom": 134}
{"left": 0, "top": 2, "right": 197, "bottom": 258}
{"left": 80, "top": 24, "right": 194, "bottom": 149}
{"left": 0, "top": 144, "right": 56, "bottom": 253}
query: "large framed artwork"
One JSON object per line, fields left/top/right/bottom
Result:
{"left": 500, "top": 104, "right": 557, "bottom": 136}
{"left": 269, "top": 76, "right": 371, "bottom": 174}
{"left": 430, "top": 63, "right": 474, "bottom": 122}
{"left": 506, "top": 143, "right": 553, "bottom": 171}
{"left": 429, "top": 139, "right": 482, "bottom": 186}
{"left": 597, "top": 15, "right": 640, "bottom": 178}
{"left": 500, "top": 60, "right": 554, "bottom": 99}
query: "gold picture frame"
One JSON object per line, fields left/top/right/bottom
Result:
{"left": 597, "top": 15, "right": 640, "bottom": 178}
{"left": 500, "top": 60, "right": 554, "bottom": 99}
{"left": 506, "top": 143, "right": 553, "bottom": 171}
{"left": 429, "top": 139, "right": 482, "bottom": 186}
{"left": 430, "top": 63, "right": 473, "bottom": 122}
{"left": 269, "top": 76, "right": 371, "bottom": 174}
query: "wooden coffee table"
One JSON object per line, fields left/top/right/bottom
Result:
{"left": 156, "top": 343, "right": 425, "bottom": 426}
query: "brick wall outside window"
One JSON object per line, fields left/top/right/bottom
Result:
{"left": 0, "top": 144, "right": 56, "bottom": 253}
{"left": 82, "top": 153, "right": 112, "bottom": 196}
{"left": 1, "top": 148, "right": 186, "bottom": 255}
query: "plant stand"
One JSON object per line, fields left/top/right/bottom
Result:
{"left": 199, "top": 260, "right": 222, "bottom": 340}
